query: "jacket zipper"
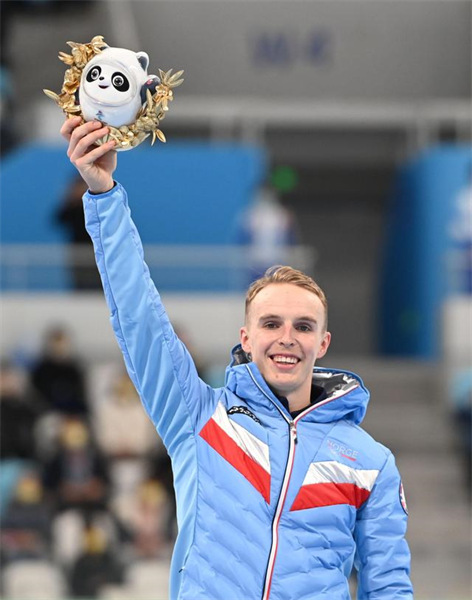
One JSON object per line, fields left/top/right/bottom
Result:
{"left": 244, "top": 367, "right": 299, "bottom": 600}
{"left": 261, "top": 419, "right": 298, "bottom": 600}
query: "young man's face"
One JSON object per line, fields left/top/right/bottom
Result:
{"left": 240, "top": 283, "right": 331, "bottom": 410}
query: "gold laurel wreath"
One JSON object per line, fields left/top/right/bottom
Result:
{"left": 43, "top": 35, "right": 184, "bottom": 150}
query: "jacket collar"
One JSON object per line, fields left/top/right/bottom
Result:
{"left": 225, "top": 344, "right": 370, "bottom": 425}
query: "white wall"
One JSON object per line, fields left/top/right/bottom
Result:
{"left": 132, "top": 0, "right": 471, "bottom": 100}
{"left": 0, "top": 293, "right": 246, "bottom": 366}
{"left": 442, "top": 296, "right": 472, "bottom": 369}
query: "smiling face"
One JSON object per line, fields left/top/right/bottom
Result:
{"left": 240, "top": 283, "right": 331, "bottom": 412}
{"left": 82, "top": 62, "right": 134, "bottom": 106}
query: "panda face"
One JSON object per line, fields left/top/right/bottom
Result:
{"left": 82, "top": 61, "right": 135, "bottom": 106}
{"left": 79, "top": 47, "right": 151, "bottom": 128}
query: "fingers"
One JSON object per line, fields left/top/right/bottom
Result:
{"left": 60, "top": 115, "right": 82, "bottom": 141}
{"left": 62, "top": 118, "right": 114, "bottom": 160}
{"left": 68, "top": 121, "right": 109, "bottom": 158}
{"left": 74, "top": 139, "right": 116, "bottom": 171}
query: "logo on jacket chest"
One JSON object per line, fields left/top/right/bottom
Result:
{"left": 327, "top": 438, "right": 359, "bottom": 462}
{"left": 227, "top": 405, "right": 261, "bottom": 425}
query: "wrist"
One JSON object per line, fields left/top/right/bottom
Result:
{"left": 89, "top": 181, "right": 115, "bottom": 195}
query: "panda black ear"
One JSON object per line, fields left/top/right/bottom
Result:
{"left": 140, "top": 76, "right": 161, "bottom": 104}
{"left": 137, "top": 52, "right": 149, "bottom": 72}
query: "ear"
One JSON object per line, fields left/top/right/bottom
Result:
{"left": 140, "top": 75, "right": 161, "bottom": 104}
{"left": 316, "top": 331, "right": 331, "bottom": 360}
{"left": 136, "top": 52, "right": 149, "bottom": 72}
{"left": 240, "top": 326, "right": 251, "bottom": 354}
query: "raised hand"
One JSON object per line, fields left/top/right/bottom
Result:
{"left": 61, "top": 116, "right": 117, "bottom": 194}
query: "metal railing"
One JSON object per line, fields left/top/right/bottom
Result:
{"left": 163, "top": 97, "right": 472, "bottom": 152}
{"left": 0, "top": 244, "right": 317, "bottom": 292}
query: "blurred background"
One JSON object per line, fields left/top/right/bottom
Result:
{"left": 0, "top": 0, "right": 471, "bottom": 599}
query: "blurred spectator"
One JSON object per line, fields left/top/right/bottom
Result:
{"left": 56, "top": 175, "right": 102, "bottom": 290}
{"left": 69, "top": 523, "right": 124, "bottom": 599}
{"left": 0, "top": 2, "right": 18, "bottom": 155}
{"left": 450, "top": 369, "right": 472, "bottom": 500}
{"left": 148, "top": 452, "right": 176, "bottom": 544}
{"left": 448, "top": 164, "right": 472, "bottom": 294}
{"left": 131, "top": 478, "right": 170, "bottom": 558}
{"left": 235, "top": 183, "right": 299, "bottom": 283}
{"left": 113, "top": 477, "right": 171, "bottom": 560}
{"left": 51, "top": 505, "right": 122, "bottom": 573}
{"left": 0, "top": 64, "right": 16, "bottom": 156}
{"left": 92, "top": 368, "right": 162, "bottom": 536}
{"left": 0, "top": 470, "right": 52, "bottom": 564}
{"left": 30, "top": 325, "right": 89, "bottom": 416}
{"left": 0, "top": 360, "right": 42, "bottom": 460}
{"left": 42, "top": 417, "right": 109, "bottom": 515}
{"left": 94, "top": 369, "right": 157, "bottom": 461}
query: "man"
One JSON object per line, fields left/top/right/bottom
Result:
{"left": 62, "top": 117, "right": 413, "bottom": 599}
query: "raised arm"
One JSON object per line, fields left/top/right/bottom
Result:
{"left": 61, "top": 118, "right": 216, "bottom": 454}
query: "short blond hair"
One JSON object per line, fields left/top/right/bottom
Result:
{"left": 245, "top": 265, "right": 328, "bottom": 329}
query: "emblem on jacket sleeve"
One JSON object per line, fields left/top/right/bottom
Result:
{"left": 399, "top": 481, "right": 409, "bottom": 515}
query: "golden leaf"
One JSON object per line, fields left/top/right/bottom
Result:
{"left": 43, "top": 89, "right": 60, "bottom": 102}
{"left": 168, "top": 70, "right": 184, "bottom": 83}
{"left": 162, "top": 69, "right": 172, "bottom": 82}
{"left": 90, "top": 35, "right": 106, "bottom": 49}
{"left": 58, "top": 52, "right": 74, "bottom": 65}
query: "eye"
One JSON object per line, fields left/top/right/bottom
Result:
{"left": 86, "top": 66, "right": 101, "bottom": 82}
{"left": 112, "top": 72, "right": 129, "bottom": 92}
{"left": 296, "top": 324, "right": 313, "bottom": 332}
{"left": 264, "top": 322, "right": 279, "bottom": 329}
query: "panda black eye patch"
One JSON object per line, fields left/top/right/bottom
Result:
{"left": 112, "top": 73, "right": 130, "bottom": 92}
{"left": 86, "top": 66, "right": 102, "bottom": 82}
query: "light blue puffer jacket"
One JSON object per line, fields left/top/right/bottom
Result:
{"left": 83, "top": 183, "right": 413, "bottom": 600}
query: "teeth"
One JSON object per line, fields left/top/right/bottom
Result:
{"left": 273, "top": 356, "right": 298, "bottom": 364}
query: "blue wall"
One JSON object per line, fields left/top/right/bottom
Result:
{"left": 1, "top": 141, "right": 266, "bottom": 291}
{"left": 1, "top": 141, "right": 266, "bottom": 244}
{"left": 379, "top": 144, "right": 472, "bottom": 358}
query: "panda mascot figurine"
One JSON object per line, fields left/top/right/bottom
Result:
{"left": 79, "top": 46, "right": 160, "bottom": 128}
{"left": 44, "top": 36, "right": 183, "bottom": 150}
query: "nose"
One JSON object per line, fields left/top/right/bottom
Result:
{"left": 278, "top": 325, "right": 295, "bottom": 347}
{"left": 99, "top": 76, "right": 105, "bottom": 80}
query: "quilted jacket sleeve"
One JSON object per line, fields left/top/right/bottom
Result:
{"left": 354, "top": 452, "right": 413, "bottom": 599}
{"left": 83, "top": 182, "right": 215, "bottom": 455}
